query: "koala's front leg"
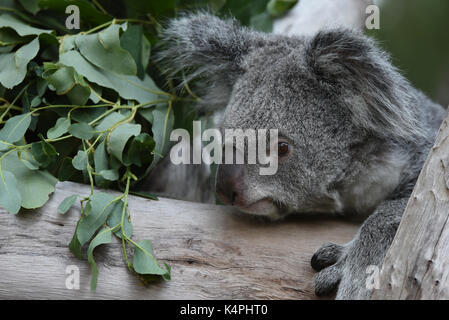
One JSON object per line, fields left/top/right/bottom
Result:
{"left": 312, "top": 198, "right": 408, "bottom": 299}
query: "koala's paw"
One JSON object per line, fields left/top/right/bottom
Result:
{"left": 311, "top": 243, "right": 345, "bottom": 297}
{"left": 311, "top": 241, "right": 374, "bottom": 300}
{"left": 311, "top": 243, "right": 344, "bottom": 271}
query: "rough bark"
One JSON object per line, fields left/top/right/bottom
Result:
{"left": 0, "top": 181, "right": 358, "bottom": 299}
{"left": 372, "top": 113, "right": 449, "bottom": 299}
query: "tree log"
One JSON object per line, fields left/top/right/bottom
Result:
{"left": 0, "top": 181, "right": 358, "bottom": 299}
{"left": 372, "top": 113, "right": 449, "bottom": 299}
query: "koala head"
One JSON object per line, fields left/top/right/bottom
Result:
{"left": 159, "top": 13, "right": 424, "bottom": 219}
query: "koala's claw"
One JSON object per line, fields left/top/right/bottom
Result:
{"left": 313, "top": 263, "right": 342, "bottom": 296}
{"left": 311, "top": 242, "right": 344, "bottom": 271}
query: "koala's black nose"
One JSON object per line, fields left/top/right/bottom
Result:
{"left": 216, "top": 164, "right": 244, "bottom": 206}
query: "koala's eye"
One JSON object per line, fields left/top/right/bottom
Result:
{"left": 278, "top": 142, "right": 290, "bottom": 157}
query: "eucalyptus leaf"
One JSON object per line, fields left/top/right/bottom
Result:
{"left": 18, "top": 0, "right": 40, "bottom": 14}
{"left": 76, "top": 24, "right": 137, "bottom": 76}
{"left": 0, "top": 28, "right": 28, "bottom": 46}
{"left": 47, "top": 117, "right": 70, "bottom": 139}
{"left": 87, "top": 227, "right": 112, "bottom": 292}
{"left": 69, "top": 122, "right": 95, "bottom": 140}
{"left": 72, "top": 150, "right": 88, "bottom": 171}
{"left": 2, "top": 151, "right": 57, "bottom": 209}
{"left": 108, "top": 123, "right": 141, "bottom": 163}
{"left": 0, "top": 37, "right": 40, "bottom": 88}
{"left": 76, "top": 192, "right": 116, "bottom": 245}
{"left": 43, "top": 66, "right": 76, "bottom": 95}
{"left": 60, "top": 50, "right": 162, "bottom": 104}
{"left": 20, "top": 158, "right": 39, "bottom": 170}
{"left": 106, "top": 200, "right": 133, "bottom": 239}
{"left": 123, "top": 133, "right": 155, "bottom": 167}
{"left": 58, "top": 194, "right": 78, "bottom": 214}
{"left": 31, "top": 139, "right": 58, "bottom": 168}
{"left": 98, "top": 169, "right": 119, "bottom": 181}
{"left": 132, "top": 239, "right": 168, "bottom": 276}
{"left": 94, "top": 140, "right": 109, "bottom": 187}
{"left": 0, "top": 13, "right": 53, "bottom": 36}
{"left": 0, "top": 113, "right": 31, "bottom": 145}
{"left": 266, "top": 0, "right": 298, "bottom": 17}
{"left": 120, "top": 24, "right": 151, "bottom": 78}
{"left": 0, "top": 170, "right": 22, "bottom": 214}
{"left": 94, "top": 111, "right": 126, "bottom": 132}
{"left": 69, "top": 221, "right": 83, "bottom": 259}
{"left": 66, "top": 82, "right": 91, "bottom": 105}
{"left": 151, "top": 103, "right": 174, "bottom": 166}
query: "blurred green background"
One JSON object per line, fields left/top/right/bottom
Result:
{"left": 369, "top": 0, "right": 449, "bottom": 107}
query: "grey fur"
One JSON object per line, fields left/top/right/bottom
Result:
{"left": 158, "top": 13, "right": 447, "bottom": 299}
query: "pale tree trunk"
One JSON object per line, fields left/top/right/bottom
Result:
{"left": 372, "top": 112, "right": 449, "bottom": 299}
{"left": 273, "top": 0, "right": 373, "bottom": 36}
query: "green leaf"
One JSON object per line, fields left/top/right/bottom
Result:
{"left": 0, "top": 37, "right": 40, "bottom": 89}
{"left": 60, "top": 50, "right": 162, "bottom": 104}
{"left": 132, "top": 240, "right": 168, "bottom": 276}
{"left": 0, "top": 13, "right": 53, "bottom": 36}
{"left": 47, "top": 117, "right": 70, "bottom": 139}
{"left": 20, "top": 158, "right": 39, "bottom": 170}
{"left": 93, "top": 140, "right": 109, "bottom": 187}
{"left": 108, "top": 123, "right": 141, "bottom": 163}
{"left": 43, "top": 66, "right": 91, "bottom": 105}
{"left": 266, "top": 0, "right": 298, "bottom": 17}
{"left": 88, "top": 82, "right": 102, "bottom": 104}
{"left": 76, "top": 192, "right": 116, "bottom": 245}
{"left": 76, "top": 24, "right": 137, "bottom": 76}
{"left": 69, "top": 122, "right": 95, "bottom": 140}
{"left": 94, "top": 111, "right": 126, "bottom": 132}
{"left": 66, "top": 82, "right": 91, "bottom": 105}
{"left": 130, "top": 191, "right": 158, "bottom": 201}
{"left": 151, "top": 103, "right": 174, "bottom": 165}
{"left": 2, "top": 151, "right": 57, "bottom": 209}
{"left": 138, "top": 108, "right": 153, "bottom": 124}
{"left": 0, "top": 45, "right": 14, "bottom": 53}
{"left": 0, "top": 28, "right": 28, "bottom": 46}
{"left": 58, "top": 194, "right": 77, "bottom": 214}
{"left": 120, "top": 24, "right": 151, "bottom": 78}
{"left": 0, "top": 113, "right": 31, "bottom": 147}
{"left": 69, "top": 221, "right": 83, "bottom": 259}
{"left": 59, "top": 35, "right": 76, "bottom": 54}
{"left": 31, "top": 138, "right": 58, "bottom": 168}
{"left": 0, "top": 170, "right": 22, "bottom": 214}
{"left": 18, "top": 0, "right": 41, "bottom": 14}
{"left": 71, "top": 107, "right": 107, "bottom": 124}
{"left": 106, "top": 200, "right": 133, "bottom": 239}
{"left": 30, "top": 96, "right": 41, "bottom": 108}
{"left": 87, "top": 227, "right": 112, "bottom": 292}
{"left": 36, "top": 78, "right": 48, "bottom": 96}
{"left": 43, "top": 66, "right": 76, "bottom": 95}
{"left": 123, "top": 133, "right": 154, "bottom": 167}
{"left": 72, "top": 150, "right": 88, "bottom": 171}
{"left": 98, "top": 169, "right": 119, "bottom": 181}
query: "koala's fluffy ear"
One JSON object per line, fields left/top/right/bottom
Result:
{"left": 305, "top": 30, "right": 425, "bottom": 142}
{"left": 158, "top": 13, "right": 259, "bottom": 110}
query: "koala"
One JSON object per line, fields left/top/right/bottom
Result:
{"left": 158, "top": 13, "right": 447, "bottom": 299}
